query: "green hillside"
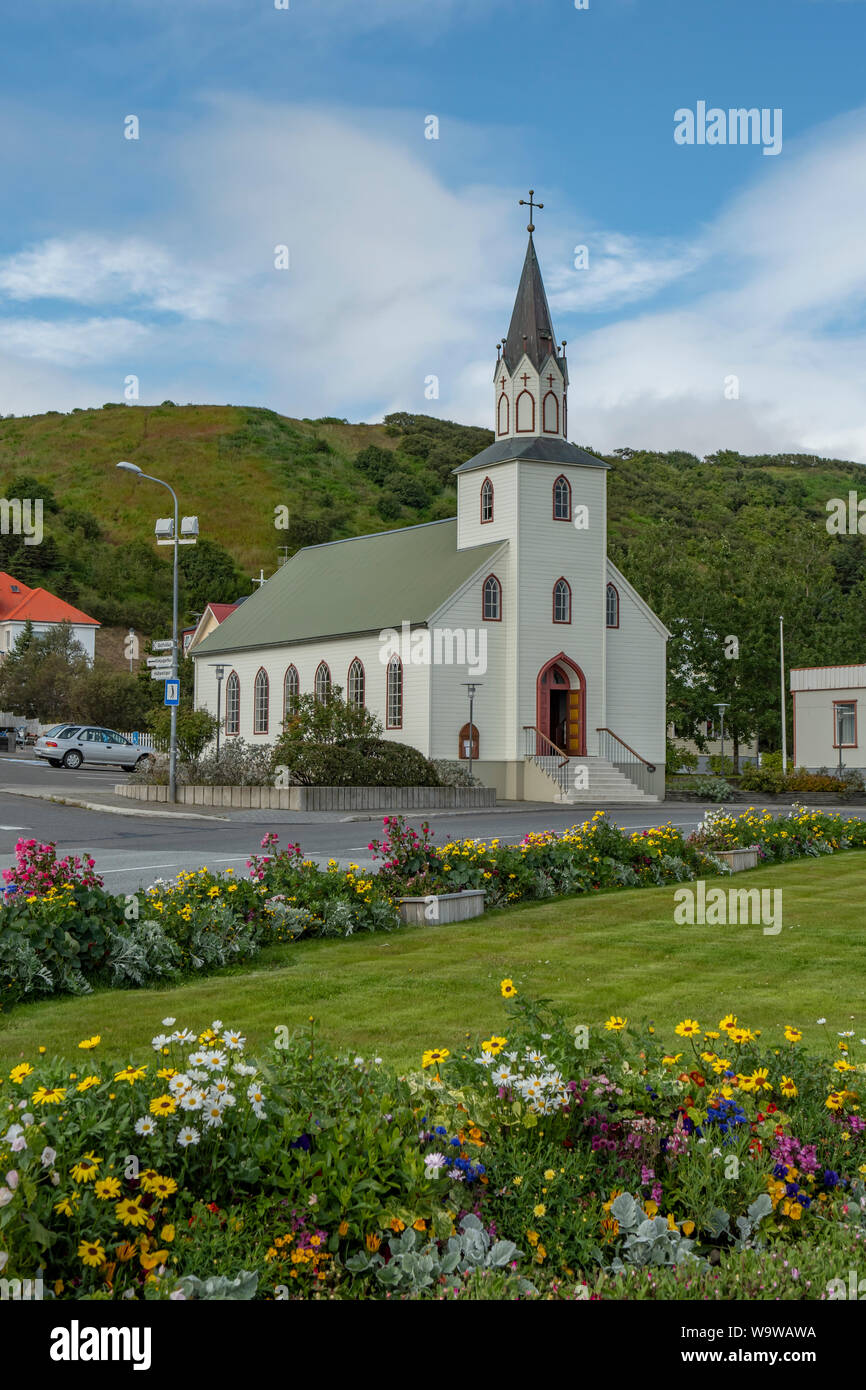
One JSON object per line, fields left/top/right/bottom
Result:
{"left": 0, "top": 404, "right": 863, "bottom": 751}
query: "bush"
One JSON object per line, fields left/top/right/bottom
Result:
{"left": 707, "top": 754, "right": 736, "bottom": 777}
{"left": 666, "top": 739, "right": 698, "bottom": 774}
{"left": 431, "top": 759, "right": 481, "bottom": 787}
{"left": 280, "top": 738, "right": 441, "bottom": 788}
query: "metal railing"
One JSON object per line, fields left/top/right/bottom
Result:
{"left": 522, "top": 725, "right": 570, "bottom": 796}
{"left": 596, "top": 727, "right": 657, "bottom": 798}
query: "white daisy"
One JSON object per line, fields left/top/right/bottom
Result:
{"left": 168, "top": 1073, "right": 191, "bottom": 1096}
{"left": 492, "top": 1066, "right": 512, "bottom": 1086}
{"left": 161, "top": 1017, "right": 177, "bottom": 1027}
{"left": 474, "top": 1051, "right": 496, "bottom": 1067}
{"left": 187, "top": 1069, "right": 209, "bottom": 1083}
{"left": 135, "top": 1116, "right": 157, "bottom": 1136}
{"left": 247, "top": 1084, "right": 265, "bottom": 1106}
{"left": 180, "top": 1091, "right": 203, "bottom": 1112}
{"left": 209, "top": 1075, "right": 234, "bottom": 1097}
{"left": 205, "top": 1050, "right": 228, "bottom": 1072}
{"left": 232, "top": 1062, "right": 257, "bottom": 1077}
{"left": 222, "top": 1030, "right": 245, "bottom": 1050}
{"left": 211, "top": 1019, "right": 224, "bottom": 1032}
{"left": 203, "top": 1104, "right": 224, "bottom": 1129}
{"left": 251, "top": 1102, "right": 267, "bottom": 1120}
{"left": 188, "top": 1050, "right": 208, "bottom": 1068}
{"left": 177, "top": 1126, "right": 200, "bottom": 1147}
{"left": 151, "top": 1034, "right": 172, "bottom": 1050}
{"left": 173, "top": 1029, "right": 196, "bottom": 1045}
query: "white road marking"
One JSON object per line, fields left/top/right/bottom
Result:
{"left": 98, "top": 863, "right": 180, "bottom": 874}
{"left": 0, "top": 825, "right": 29, "bottom": 830}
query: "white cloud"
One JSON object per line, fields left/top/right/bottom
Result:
{"left": 0, "top": 316, "right": 150, "bottom": 366}
{"left": 547, "top": 231, "right": 706, "bottom": 313}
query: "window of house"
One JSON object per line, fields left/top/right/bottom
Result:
{"left": 225, "top": 672, "right": 240, "bottom": 735}
{"left": 553, "top": 475, "right": 571, "bottom": 521}
{"left": 606, "top": 582, "right": 619, "bottom": 628}
{"left": 553, "top": 578, "right": 571, "bottom": 623}
{"left": 347, "top": 658, "right": 365, "bottom": 708}
{"left": 480, "top": 477, "right": 494, "bottom": 523}
{"left": 284, "top": 664, "right": 299, "bottom": 717}
{"left": 482, "top": 574, "right": 502, "bottom": 621}
{"left": 315, "top": 662, "right": 331, "bottom": 703}
{"left": 835, "top": 701, "right": 857, "bottom": 747}
{"left": 386, "top": 654, "right": 403, "bottom": 729}
{"left": 253, "top": 668, "right": 269, "bottom": 734}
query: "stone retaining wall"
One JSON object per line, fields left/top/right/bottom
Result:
{"left": 113, "top": 783, "right": 496, "bottom": 811}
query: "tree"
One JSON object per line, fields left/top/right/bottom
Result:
{"left": 178, "top": 538, "right": 245, "bottom": 615}
{"left": 146, "top": 706, "right": 218, "bottom": 761}
{"left": 0, "top": 622, "right": 88, "bottom": 720}
{"left": 69, "top": 662, "right": 153, "bottom": 729}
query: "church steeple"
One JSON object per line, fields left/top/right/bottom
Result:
{"left": 494, "top": 193, "right": 568, "bottom": 443}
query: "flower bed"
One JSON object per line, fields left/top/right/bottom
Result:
{"left": 2, "top": 807, "right": 865, "bottom": 1012}
{"left": 2, "top": 983, "right": 865, "bottom": 1301}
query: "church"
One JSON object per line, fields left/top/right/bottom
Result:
{"left": 193, "top": 208, "right": 669, "bottom": 803}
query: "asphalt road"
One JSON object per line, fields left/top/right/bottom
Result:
{"left": 0, "top": 752, "right": 712, "bottom": 896}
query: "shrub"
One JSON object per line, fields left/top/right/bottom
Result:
{"left": 280, "top": 738, "right": 441, "bottom": 788}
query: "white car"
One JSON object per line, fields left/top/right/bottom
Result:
{"left": 34, "top": 725, "right": 157, "bottom": 771}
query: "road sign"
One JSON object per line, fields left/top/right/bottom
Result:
{"left": 151, "top": 639, "right": 174, "bottom": 652}
{"left": 164, "top": 679, "right": 180, "bottom": 707}
{"left": 150, "top": 669, "right": 172, "bottom": 680}
{"left": 146, "top": 656, "right": 173, "bottom": 668}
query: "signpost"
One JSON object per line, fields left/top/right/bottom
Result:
{"left": 164, "top": 679, "right": 180, "bottom": 707}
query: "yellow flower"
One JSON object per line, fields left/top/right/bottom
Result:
{"left": 481, "top": 1036, "right": 507, "bottom": 1055}
{"left": 543, "top": 1169, "right": 555, "bottom": 1181}
{"left": 533, "top": 1203, "right": 546, "bottom": 1218}
{"left": 95, "top": 1177, "right": 121, "bottom": 1200}
{"left": 115, "top": 1197, "right": 148, "bottom": 1228}
{"left": 160, "top": 1224, "right": 176, "bottom": 1244}
{"left": 681, "top": 1220, "right": 695, "bottom": 1237}
{"left": 661, "top": 1054, "right": 682, "bottom": 1066}
{"left": 9, "top": 1062, "right": 33, "bottom": 1084}
{"left": 675, "top": 1019, "right": 701, "bottom": 1038}
{"left": 76, "top": 1076, "right": 100, "bottom": 1092}
{"left": 413, "top": 1218, "right": 426, "bottom": 1232}
{"left": 113, "top": 1064, "right": 147, "bottom": 1085}
{"left": 500, "top": 979, "right": 517, "bottom": 999}
{"left": 644, "top": 1200, "right": 659, "bottom": 1217}
{"left": 604, "top": 1016, "right": 627, "bottom": 1032}
{"left": 719, "top": 1015, "right": 738, "bottom": 1032}
{"left": 526, "top": 1229, "right": 539, "bottom": 1247}
{"left": 54, "top": 1193, "right": 80, "bottom": 1217}
{"left": 141, "top": 1174, "right": 177, "bottom": 1199}
{"left": 422, "top": 1048, "right": 450, "bottom": 1068}
{"left": 70, "top": 1152, "right": 103, "bottom": 1184}
{"left": 338, "top": 1220, "right": 350, "bottom": 1237}
{"left": 77, "top": 1238, "right": 106, "bottom": 1268}
{"left": 365, "top": 1233, "right": 381, "bottom": 1252}
{"left": 784, "top": 1026, "right": 802, "bottom": 1044}
{"left": 149, "top": 1094, "right": 176, "bottom": 1117}
{"left": 78, "top": 1036, "right": 101, "bottom": 1050}
{"left": 32, "top": 1085, "right": 66, "bottom": 1105}
{"left": 140, "top": 1249, "right": 169, "bottom": 1271}
{"left": 780, "top": 1076, "right": 798, "bottom": 1098}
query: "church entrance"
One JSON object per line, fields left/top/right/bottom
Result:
{"left": 536, "top": 654, "right": 586, "bottom": 756}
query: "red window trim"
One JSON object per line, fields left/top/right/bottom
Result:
{"left": 515, "top": 389, "right": 535, "bottom": 433}
{"left": 497, "top": 393, "right": 509, "bottom": 436}
{"left": 315, "top": 661, "right": 332, "bottom": 701}
{"left": 552, "top": 577, "right": 572, "bottom": 624}
{"left": 283, "top": 663, "right": 299, "bottom": 721}
{"left": 386, "top": 653, "right": 403, "bottom": 730}
{"left": 252, "top": 666, "right": 269, "bottom": 735}
{"left": 480, "top": 476, "right": 494, "bottom": 524}
{"left": 542, "top": 390, "right": 559, "bottom": 435}
{"left": 552, "top": 474, "right": 571, "bottom": 522}
{"left": 833, "top": 698, "right": 858, "bottom": 748}
{"left": 482, "top": 573, "right": 502, "bottom": 622}
{"left": 606, "top": 582, "right": 620, "bottom": 629}
{"left": 347, "top": 656, "right": 366, "bottom": 708}
{"left": 225, "top": 669, "right": 240, "bottom": 737}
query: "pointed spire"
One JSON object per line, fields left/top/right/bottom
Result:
{"left": 503, "top": 234, "right": 558, "bottom": 373}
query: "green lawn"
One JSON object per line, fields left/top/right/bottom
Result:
{"left": 2, "top": 853, "right": 864, "bottom": 1069}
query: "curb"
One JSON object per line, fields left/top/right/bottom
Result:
{"left": 0, "top": 788, "right": 230, "bottom": 822}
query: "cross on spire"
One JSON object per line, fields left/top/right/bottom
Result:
{"left": 518, "top": 189, "right": 544, "bottom": 234}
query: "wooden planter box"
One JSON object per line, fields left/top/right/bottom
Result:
{"left": 397, "top": 890, "right": 486, "bottom": 925}
{"left": 715, "top": 847, "right": 760, "bottom": 872}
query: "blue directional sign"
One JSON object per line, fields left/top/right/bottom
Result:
{"left": 164, "top": 679, "right": 180, "bottom": 707}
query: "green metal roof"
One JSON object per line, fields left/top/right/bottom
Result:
{"left": 192, "top": 519, "right": 504, "bottom": 657}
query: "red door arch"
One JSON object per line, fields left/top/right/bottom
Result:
{"left": 536, "top": 653, "right": 586, "bottom": 756}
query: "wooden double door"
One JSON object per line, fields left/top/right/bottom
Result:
{"left": 537, "top": 658, "right": 585, "bottom": 755}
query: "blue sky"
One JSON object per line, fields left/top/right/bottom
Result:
{"left": 2, "top": 0, "right": 866, "bottom": 458}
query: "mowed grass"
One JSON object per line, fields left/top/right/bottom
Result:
{"left": 1, "top": 853, "right": 864, "bottom": 1070}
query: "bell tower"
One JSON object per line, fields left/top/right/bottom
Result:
{"left": 494, "top": 191, "right": 568, "bottom": 443}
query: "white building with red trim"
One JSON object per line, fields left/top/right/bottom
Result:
{"left": 192, "top": 229, "right": 669, "bottom": 802}
{"left": 791, "top": 665, "right": 865, "bottom": 770}
{"left": 0, "top": 570, "right": 99, "bottom": 660}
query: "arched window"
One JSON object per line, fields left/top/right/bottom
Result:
{"left": 458, "top": 722, "right": 479, "bottom": 760}
{"left": 315, "top": 661, "right": 331, "bottom": 702}
{"left": 386, "top": 654, "right": 403, "bottom": 729}
{"left": 553, "top": 578, "right": 571, "bottom": 624}
{"left": 225, "top": 671, "right": 240, "bottom": 736}
{"left": 283, "top": 664, "right": 299, "bottom": 718}
{"left": 482, "top": 573, "right": 502, "bottom": 622}
{"left": 497, "top": 393, "right": 509, "bottom": 436}
{"left": 553, "top": 474, "right": 571, "bottom": 521}
{"left": 347, "top": 657, "right": 365, "bottom": 708}
{"left": 606, "top": 582, "right": 620, "bottom": 629}
{"left": 542, "top": 390, "right": 559, "bottom": 434}
{"left": 253, "top": 668, "right": 269, "bottom": 734}
{"left": 480, "top": 476, "right": 494, "bottom": 524}
{"left": 515, "top": 389, "right": 535, "bottom": 433}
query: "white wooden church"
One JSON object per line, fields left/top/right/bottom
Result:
{"left": 193, "top": 214, "right": 669, "bottom": 803}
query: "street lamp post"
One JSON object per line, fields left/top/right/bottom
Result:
{"left": 837, "top": 705, "right": 844, "bottom": 779}
{"left": 116, "top": 462, "right": 181, "bottom": 803}
{"left": 462, "top": 682, "right": 482, "bottom": 783}
{"left": 209, "top": 663, "right": 226, "bottom": 761}
{"left": 714, "top": 701, "right": 729, "bottom": 776}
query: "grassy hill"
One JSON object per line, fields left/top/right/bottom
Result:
{"left": 0, "top": 405, "right": 863, "bottom": 747}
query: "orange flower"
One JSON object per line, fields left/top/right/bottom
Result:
{"left": 413, "top": 1218, "right": 426, "bottom": 1232}
{"left": 389, "top": 1217, "right": 405, "bottom": 1233}
{"left": 365, "top": 1233, "right": 381, "bottom": 1252}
